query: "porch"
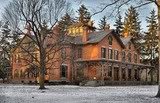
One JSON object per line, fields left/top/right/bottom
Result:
{"left": 75, "top": 59, "right": 155, "bottom": 85}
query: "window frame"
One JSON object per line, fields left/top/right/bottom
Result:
{"left": 108, "top": 36, "right": 113, "bottom": 45}
{"left": 101, "top": 47, "right": 106, "bottom": 58}
{"left": 108, "top": 49, "right": 113, "bottom": 59}
{"left": 128, "top": 53, "right": 132, "bottom": 62}
{"left": 114, "top": 50, "right": 119, "bottom": 60}
{"left": 122, "top": 51, "right": 126, "bottom": 62}
{"left": 134, "top": 53, "right": 138, "bottom": 63}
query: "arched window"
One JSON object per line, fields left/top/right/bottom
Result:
{"left": 108, "top": 36, "right": 113, "bottom": 45}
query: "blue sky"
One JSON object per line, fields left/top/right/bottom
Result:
{"left": 0, "top": 0, "right": 157, "bottom": 31}
{"left": 70, "top": 0, "right": 157, "bottom": 31}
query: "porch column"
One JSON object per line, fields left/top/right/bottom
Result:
{"left": 119, "top": 63, "right": 122, "bottom": 81}
{"left": 131, "top": 66, "right": 135, "bottom": 81}
{"left": 111, "top": 63, "right": 114, "bottom": 81}
{"left": 101, "top": 62, "right": 104, "bottom": 81}
{"left": 146, "top": 68, "right": 148, "bottom": 82}
{"left": 125, "top": 65, "right": 128, "bottom": 81}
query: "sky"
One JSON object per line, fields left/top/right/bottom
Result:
{"left": 0, "top": 0, "right": 157, "bottom": 32}
{"left": 70, "top": 0, "right": 157, "bottom": 31}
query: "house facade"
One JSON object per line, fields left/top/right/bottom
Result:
{"left": 11, "top": 22, "right": 154, "bottom": 84}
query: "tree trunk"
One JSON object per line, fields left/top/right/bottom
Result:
{"left": 156, "top": 5, "right": 160, "bottom": 97}
{"left": 39, "top": 47, "right": 46, "bottom": 89}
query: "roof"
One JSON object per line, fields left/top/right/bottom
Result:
{"left": 72, "top": 30, "right": 112, "bottom": 44}
{"left": 120, "top": 36, "right": 132, "bottom": 45}
{"left": 71, "top": 29, "right": 125, "bottom": 48}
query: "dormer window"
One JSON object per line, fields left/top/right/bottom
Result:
{"left": 108, "top": 36, "right": 113, "bottom": 45}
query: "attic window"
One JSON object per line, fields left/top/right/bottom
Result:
{"left": 108, "top": 36, "right": 113, "bottom": 45}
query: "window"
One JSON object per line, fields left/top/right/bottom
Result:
{"left": 78, "top": 48, "right": 82, "bottom": 58}
{"left": 101, "top": 47, "right": 106, "bottom": 58}
{"left": 60, "top": 65, "right": 68, "bottom": 78}
{"left": 108, "top": 66, "right": 112, "bottom": 77}
{"left": 108, "top": 36, "right": 113, "bottom": 45}
{"left": 134, "top": 54, "right": 138, "bottom": 63}
{"left": 128, "top": 53, "right": 131, "bottom": 62}
{"left": 122, "top": 51, "right": 125, "bottom": 62}
{"left": 108, "top": 49, "right": 113, "bottom": 59}
{"left": 114, "top": 50, "right": 119, "bottom": 60}
{"left": 129, "top": 42, "right": 131, "bottom": 49}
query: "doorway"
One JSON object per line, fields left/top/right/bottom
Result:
{"left": 60, "top": 64, "right": 68, "bottom": 78}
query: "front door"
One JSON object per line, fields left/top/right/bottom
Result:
{"left": 88, "top": 67, "right": 97, "bottom": 80}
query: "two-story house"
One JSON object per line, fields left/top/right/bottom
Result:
{"left": 11, "top": 22, "right": 153, "bottom": 84}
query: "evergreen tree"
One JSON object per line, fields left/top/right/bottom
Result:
{"left": 0, "top": 21, "right": 20, "bottom": 81}
{"left": 98, "top": 16, "right": 107, "bottom": 30}
{"left": 77, "top": 5, "right": 91, "bottom": 24}
{"left": 143, "top": 9, "right": 158, "bottom": 64}
{"left": 122, "top": 6, "right": 141, "bottom": 42}
{"left": 58, "top": 13, "right": 74, "bottom": 33}
{"left": 114, "top": 14, "right": 123, "bottom": 36}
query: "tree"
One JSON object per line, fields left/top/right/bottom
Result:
{"left": 114, "top": 14, "right": 123, "bottom": 36}
{"left": 0, "top": 21, "right": 20, "bottom": 82}
{"left": 3, "top": 0, "right": 67, "bottom": 89}
{"left": 77, "top": 4, "right": 91, "bottom": 24}
{"left": 142, "top": 9, "right": 158, "bottom": 83}
{"left": 58, "top": 13, "right": 74, "bottom": 34}
{"left": 122, "top": 6, "right": 141, "bottom": 42}
{"left": 98, "top": 16, "right": 107, "bottom": 30}
{"left": 144, "top": 9, "right": 158, "bottom": 63}
{"left": 90, "top": 0, "right": 160, "bottom": 97}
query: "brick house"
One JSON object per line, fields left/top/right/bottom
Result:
{"left": 11, "top": 22, "right": 153, "bottom": 84}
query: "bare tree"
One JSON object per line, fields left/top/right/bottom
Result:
{"left": 3, "top": 0, "right": 68, "bottom": 89}
{"left": 90, "top": 0, "right": 160, "bottom": 97}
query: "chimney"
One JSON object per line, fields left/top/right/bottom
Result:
{"left": 82, "top": 26, "right": 88, "bottom": 42}
{"left": 104, "top": 24, "right": 110, "bottom": 30}
{"left": 25, "top": 23, "right": 31, "bottom": 35}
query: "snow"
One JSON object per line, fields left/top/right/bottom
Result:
{"left": 0, "top": 84, "right": 160, "bottom": 103}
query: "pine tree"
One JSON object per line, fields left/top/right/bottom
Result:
{"left": 98, "top": 16, "right": 107, "bottom": 30}
{"left": 77, "top": 5, "right": 91, "bottom": 24}
{"left": 143, "top": 9, "right": 158, "bottom": 64}
{"left": 0, "top": 21, "right": 20, "bottom": 81}
{"left": 58, "top": 13, "right": 74, "bottom": 33}
{"left": 122, "top": 6, "right": 141, "bottom": 41}
{"left": 114, "top": 14, "right": 123, "bottom": 36}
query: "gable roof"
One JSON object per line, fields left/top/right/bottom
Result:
{"left": 72, "top": 29, "right": 125, "bottom": 48}
{"left": 120, "top": 36, "right": 132, "bottom": 45}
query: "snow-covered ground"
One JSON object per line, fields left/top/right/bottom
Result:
{"left": 0, "top": 84, "right": 160, "bottom": 103}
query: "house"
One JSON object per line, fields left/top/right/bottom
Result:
{"left": 11, "top": 22, "right": 154, "bottom": 85}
